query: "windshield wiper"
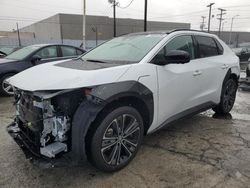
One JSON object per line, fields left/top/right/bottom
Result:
{"left": 86, "top": 59, "right": 108, "bottom": 64}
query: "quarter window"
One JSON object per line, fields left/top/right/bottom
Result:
{"left": 214, "top": 39, "right": 224, "bottom": 55}
{"left": 196, "top": 36, "right": 219, "bottom": 58}
{"left": 76, "top": 49, "right": 84, "bottom": 55}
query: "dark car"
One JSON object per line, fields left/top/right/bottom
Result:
{"left": 0, "top": 44, "right": 85, "bottom": 96}
{"left": 232, "top": 47, "right": 250, "bottom": 62}
{"left": 0, "top": 47, "right": 20, "bottom": 58}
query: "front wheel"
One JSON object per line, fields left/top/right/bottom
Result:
{"left": 213, "top": 78, "right": 237, "bottom": 114}
{"left": 89, "top": 106, "right": 144, "bottom": 172}
{"left": 0, "top": 73, "right": 15, "bottom": 96}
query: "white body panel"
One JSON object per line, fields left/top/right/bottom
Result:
{"left": 8, "top": 31, "right": 240, "bottom": 134}
{"left": 7, "top": 60, "right": 132, "bottom": 91}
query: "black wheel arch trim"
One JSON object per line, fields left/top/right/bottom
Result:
{"left": 70, "top": 81, "right": 154, "bottom": 163}
{"left": 218, "top": 68, "right": 239, "bottom": 104}
{"left": 222, "top": 69, "right": 239, "bottom": 90}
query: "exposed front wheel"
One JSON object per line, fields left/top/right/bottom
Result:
{"left": 213, "top": 78, "right": 237, "bottom": 114}
{"left": 89, "top": 106, "right": 144, "bottom": 172}
{"left": 0, "top": 73, "right": 15, "bottom": 96}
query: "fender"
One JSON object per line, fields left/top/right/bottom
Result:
{"left": 70, "top": 81, "right": 154, "bottom": 163}
{"left": 222, "top": 68, "right": 239, "bottom": 88}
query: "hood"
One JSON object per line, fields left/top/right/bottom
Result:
{"left": 7, "top": 59, "right": 132, "bottom": 91}
{"left": 0, "top": 58, "right": 17, "bottom": 64}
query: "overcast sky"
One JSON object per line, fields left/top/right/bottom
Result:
{"left": 1, "top": 0, "right": 250, "bottom": 32}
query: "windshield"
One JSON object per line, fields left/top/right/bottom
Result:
{"left": 5, "top": 46, "right": 39, "bottom": 60}
{"left": 81, "top": 34, "right": 165, "bottom": 64}
{"left": 0, "top": 47, "right": 16, "bottom": 55}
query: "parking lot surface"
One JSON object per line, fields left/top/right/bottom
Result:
{"left": 0, "top": 89, "right": 250, "bottom": 188}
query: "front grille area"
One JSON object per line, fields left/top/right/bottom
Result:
{"left": 15, "top": 91, "right": 43, "bottom": 152}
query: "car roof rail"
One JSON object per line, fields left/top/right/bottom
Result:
{"left": 168, "top": 29, "right": 209, "bottom": 34}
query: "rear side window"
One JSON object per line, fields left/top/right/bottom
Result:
{"left": 61, "top": 46, "right": 77, "bottom": 57}
{"left": 196, "top": 36, "right": 219, "bottom": 58}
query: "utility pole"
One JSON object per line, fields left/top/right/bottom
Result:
{"left": 229, "top": 15, "right": 239, "bottom": 45}
{"left": 207, "top": 3, "right": 215, "bottom": 33}
{"left": 16, "top": 22, "right": 21, "bottom": 47}
{"left": 108, "top": 0, "right": 118, "bottom": 37}
{"left": 82, "top": 0, "right": 86, "bottom": 49}
{"left": 200, "top": 16, "right": 206, "bottom": 31}
{"left": 113, "top": 0, "right": 116, "bottom": 37}
{"left": 221, "top": 21, "right": 227, "bottom": 32}
{"left": 217, "top": 8, "right": 226, "bottom": 37}
{"left": 60, "top": 24, "right": 63, "bottom": 44}
{"left": 92, "top": 27, "right": 98, "bottom": 46}
{"left": 144, "top": 0, "right": 147, "bottom": 32}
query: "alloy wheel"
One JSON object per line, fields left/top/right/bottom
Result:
{"left": 101, "top": 114, "right": 141, "bottom": 166}
{"left": 2, "top": 77, "right": 14, "bottom": 95}
{"left": 223, "top": 80, "right": 237, "bottom": 112}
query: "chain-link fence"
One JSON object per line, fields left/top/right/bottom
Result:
{"left": 0, "top": 37, "right": 106, "bottom": 50}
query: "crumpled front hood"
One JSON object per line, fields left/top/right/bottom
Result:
{"left": 7, "top": 59, "right": 132, "bottom": 91}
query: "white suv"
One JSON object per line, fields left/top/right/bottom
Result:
{"left": 7, "top": 30, "right": 240, "bottom": 172}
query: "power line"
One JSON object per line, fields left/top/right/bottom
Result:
{"left": 149, "top": 9, "right": 208, "bottom": 19}
{"left": 117, "top": 0, "right": 134, "bottom": 9}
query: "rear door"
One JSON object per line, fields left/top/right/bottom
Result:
{"left": 34, "top": 45, "right": 59, "bottom": 63}
{"left": 59, "top": 45, "right": 81, "bottom": 60}
{"left": 194, "top": 35, "right": 227, "bottom": 103}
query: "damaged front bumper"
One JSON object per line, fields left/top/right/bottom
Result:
{"left": 7, "top": 122, "right": 79, "bottom": 168}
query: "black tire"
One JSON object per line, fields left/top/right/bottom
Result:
{"left": 246, "top": 66, "right": 250, "bottom": 77}
{"left": 213, "top": 78, "right": 237, "bottom": 114}
{"left": 0, "top": 73, "right": 15, "bottom": 96}
{"left": 89, "top": 106, "right": 144, "bottom": 172}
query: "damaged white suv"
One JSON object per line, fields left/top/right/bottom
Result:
{"left": 7, "top": 30, "right": 240, "bottom": 172}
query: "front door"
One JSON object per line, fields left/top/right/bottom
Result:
{"left": 152, "top": 35, "right": 206, "bottom": 128}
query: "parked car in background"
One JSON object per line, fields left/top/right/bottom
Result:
{"left": 0, "top": 47, "right": 20, "bottom": 58}
{"left": 232, "top": 47, "right": 250, "bottom": 62}
{"left": 7, "top": 30, "right": 240, "bottom": 172}
{"left": 0, "top": 44, "right": 85, "bottom": 96}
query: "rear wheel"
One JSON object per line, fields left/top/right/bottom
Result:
{"left": 0, "top": 73, "right": 15, "bottom": 96}
{"left": 89, "top": 106, "right": 144, "bottom": 172}
{"left": 213, "top": 78, "right": 237, "bottom": 114}
{"left": 246, "top": 66, "right": 250, "bottom": 77}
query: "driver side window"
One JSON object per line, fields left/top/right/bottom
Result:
{"left": 152, "top": 35, "right": 195, "bottom": 64}
{"left": 35, "top": 46, "right": 58, "bottom": 59}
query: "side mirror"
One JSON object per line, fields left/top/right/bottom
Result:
{"left": 31, "top": 55, "right": 42, "bottom": 65}
{"left": 164, "top": 50, "right": 191, "bottom": 64}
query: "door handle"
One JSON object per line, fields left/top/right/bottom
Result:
{"left": 221, "top": 64, "right": 229, "bottom": 69}
{"left": 193, "top": 70, "right": 202, "bottom": 76}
